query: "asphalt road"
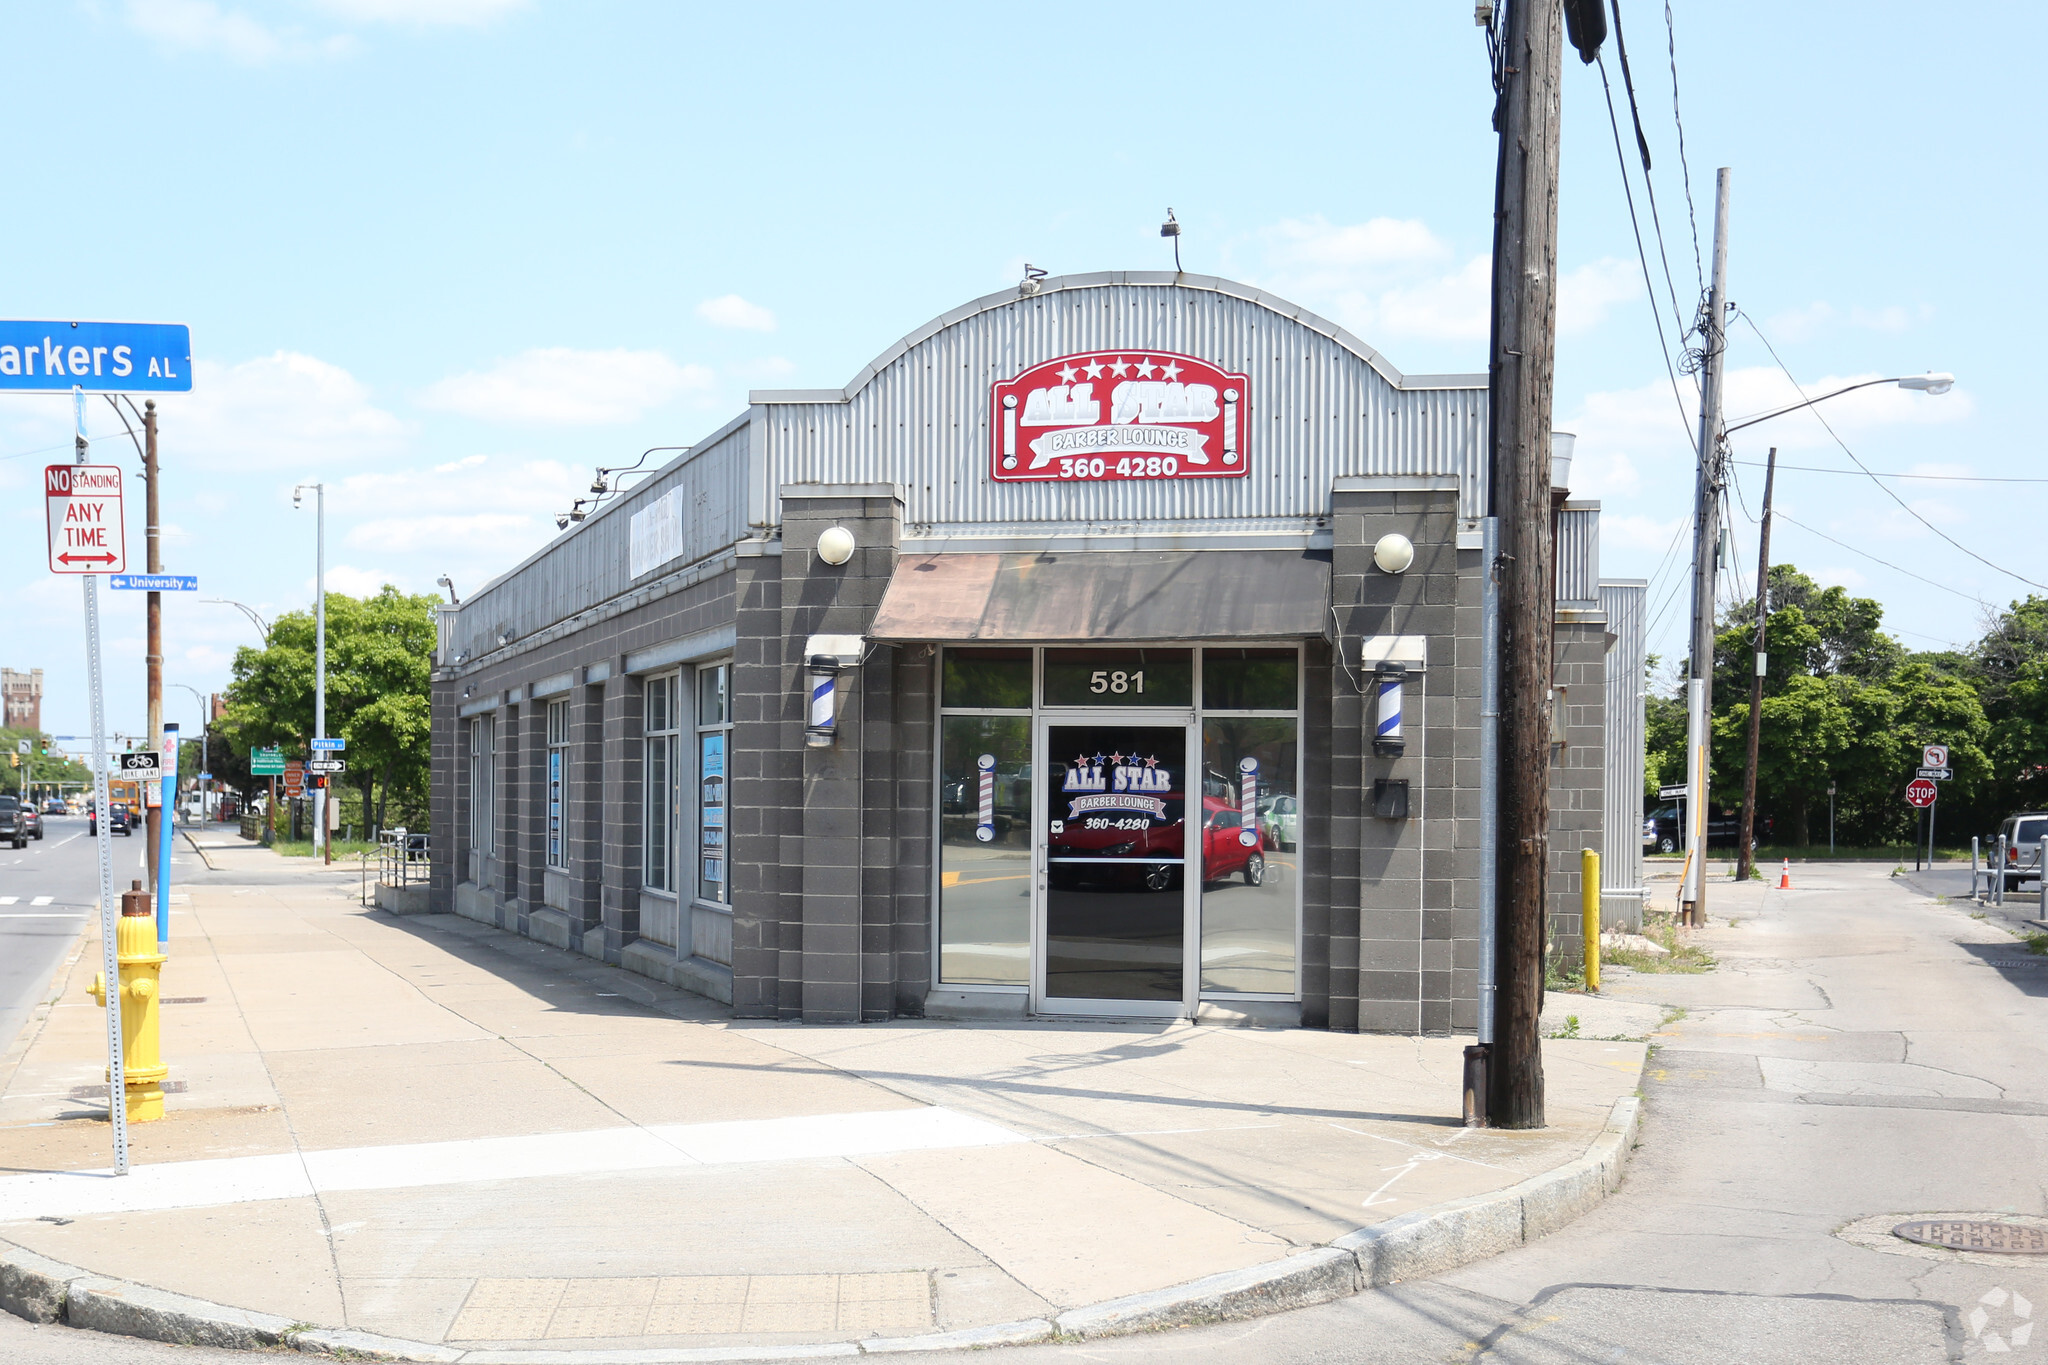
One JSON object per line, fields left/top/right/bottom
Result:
{"left": 0, "top": 814, "right": 154, "bottom": 1062}
{"left": 4, "top": 861, "right": 2047, "bottom": 1363}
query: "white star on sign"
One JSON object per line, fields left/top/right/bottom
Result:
{"left": 1160, "top": 360, "right": 1182, "bottom": 382}
{"left": 1133, "top": 357, "right": 1157, "bottom": 378}
{"left": 1083, "top": 359, "right": 1105, "bottom": 380}
{"left": 1107, "top": 357, "right": 1131, "bottom": 378}
{"left": 1056, "top": 364, "right": 1078, "bottom": 384}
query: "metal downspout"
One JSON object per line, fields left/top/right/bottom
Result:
{"left": 1478, "top": 515, "right": 1501, "bottom": 1046}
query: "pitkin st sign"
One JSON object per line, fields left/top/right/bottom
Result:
{"left": 991, "top": 350, "right": 1249, "bottom": 483}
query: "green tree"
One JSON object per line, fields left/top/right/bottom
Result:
{"left": 223, "top": 586, "right": 438, "bottom": 831}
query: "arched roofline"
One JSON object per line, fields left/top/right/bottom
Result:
{"left": 748, "top": 270, "right": 1487, "bottom": 406}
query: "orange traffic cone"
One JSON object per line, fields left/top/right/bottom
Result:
{"left": 1777, "top": 858, "right": 1792, "bottom": 890}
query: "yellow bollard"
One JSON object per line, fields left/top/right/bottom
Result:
{"left": 86, "top": 879, "right": 168, "bottom": 1123}
{"left": 1582, "top": 848, "right": 1601, "bottom": 993}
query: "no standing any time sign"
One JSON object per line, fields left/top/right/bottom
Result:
{"left": 46, "top": 464, "right": 127, "bottom": 574}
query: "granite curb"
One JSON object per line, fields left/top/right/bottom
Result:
{"left": 0, "top": 1091, "right": 1644, "bottom": 1360}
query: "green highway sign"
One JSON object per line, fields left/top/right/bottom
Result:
{"left": 250, "top": 746, "right": 285, "bottom": 776}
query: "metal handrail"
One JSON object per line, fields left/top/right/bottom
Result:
{"left": 377, "top": 827, "right": 431, "bottom": 888}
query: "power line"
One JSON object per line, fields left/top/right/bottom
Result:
{"left": 1663, "top": 0, "right": 1706, "bottom": 293}
{"left": 1594, "top": 51, "right": 1697, "bottom": 454}
{"left": 1736, "top": 310, "right": 2048, "bottom": 591}
{"left": 1731, "top": 458, "right": 2048, "bottom": 486}
{"left": 1773, "top": 510, "right": 1989, "bottom": 605}
{"left": 1604, "top": 3, "right": 1695, "bottom": 352}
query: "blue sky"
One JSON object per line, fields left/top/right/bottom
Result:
{"left": 1, "top": 1, "right": 2036, "bottom": 741}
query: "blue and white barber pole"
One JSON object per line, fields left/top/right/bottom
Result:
{"left": 1374, "top": 663, "right": 1406, "bottom": 757}
{"left": 975, "top": 754, "right": 996, "bottom": 841}
{"left": 803, "top": 655, "right": 840, "bottom": 747}
{"left": 1237, "top": 756, "right": 1259, "bottom": 846}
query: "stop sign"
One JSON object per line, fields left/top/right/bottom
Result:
{"left": 1905, "top": 778, "right": 1938, "bottom": 808}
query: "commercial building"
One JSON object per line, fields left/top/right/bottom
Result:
{"left": 428, "top": 271, "right": 1641, "bottom": 1031}
{"left": 2, "top": 667, "right": 43, "bottom": 732}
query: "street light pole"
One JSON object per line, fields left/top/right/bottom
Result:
{"left": 144, "top": 400, "right": 163, "bottom": 896}
{"left": 294, "top": 483, "right": 326, "bottom": 858}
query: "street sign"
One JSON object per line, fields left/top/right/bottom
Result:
{"left": 251, "top": 747, "right": 285, "bottom": 776}
{"left": 14, "top": 739, "right": 26, "bottom": 755}
{"left": 44, "top": 465, "right": 126, "bottom": 574}
{"left": 309, "top": 737, "right": 346, "bottom": 751}
{"left": 283, "top": 759, "right": 305, "bottom": 795}
{"left": 1923, "top": 744, "right": 1950, "bottom": 770}
{"left": 1905, "top": 778, "right": 1939, "bottom": 808}
{"left": 307, "top": 758, "right": 347, "bottom": 774}
{"left": 1658, "top": 784, "right": 1689, "bottom": 800}
{"left": 109, "top": 574, "right": 197, "bottom": 592}
{"left": 1917, "top": 766, "right": 1953, "bottom": 781}
{"left": 119, "top": 752, "right": 161, "bottom": 773}
{"left": 0, "top": 321, "right": 192, "bottom": 393}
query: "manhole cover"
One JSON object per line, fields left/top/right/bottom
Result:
{"left": 1895, "top": 1220, "right": 2048, "bottom": 1254}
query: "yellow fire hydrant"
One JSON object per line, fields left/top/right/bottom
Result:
{"left": 86, "top": 879, "right": 168, "bottom": 1122}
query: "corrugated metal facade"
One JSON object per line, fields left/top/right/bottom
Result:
{"left": 752, "top": 272, "right": 1489, "bottom": 533}
{"left": 449, "top": 416, "right": 750, "bottom": 662}
{"left": 1557, "top": 502, "right": 1601, "bottom": 606}
{"left": 1600, "top": 579, "right": 1648, "bottom": 929}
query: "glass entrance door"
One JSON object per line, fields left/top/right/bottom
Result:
{"left": 1039, "top": 722, "right": 1192, "bottom": 1013}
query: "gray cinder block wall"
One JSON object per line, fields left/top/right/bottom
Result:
{"left": 1327, "top": 477, "right": 1476, "bottom": 1036}
{"left": 730, "top": 484, "right": 904, "bottom": 1022}
{"left": 1547, "top": 612, "right": 1607, "bottom": 971}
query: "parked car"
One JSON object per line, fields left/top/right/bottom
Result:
{"left": 1643, "top": 805, "right": 1770, "bottom": 854}
{"left": 1200, "top": 799, "right": 1266, "bottom": 887}
{"left": 42, "top": 797, "right": 65, "bottom": 815}
{"left": 1258, "top": 794, "right": 1299, "bottom": 852}
{"left": 19, "top": 805, "right": 41, "bottom": 840}
{"left": 0, "top": 796, "right": 25, "bottom": 849}
{"left": 1047, "top": 795, "right": 1264, "bottom": 890}
{"left": 89, "top": 803, "right": 132, "bottom": 837}
{"left": 1991, "top": 813, "right": 2046, "bottom": 893}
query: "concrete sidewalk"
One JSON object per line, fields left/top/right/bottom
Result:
{"left": 0, "top": 837, "right": 1645, "bottom": 1359}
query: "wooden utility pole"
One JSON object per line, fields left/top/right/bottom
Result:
{"left": 1486, "top": 0, "right": 1565, "bottom": 1131}
{"left": 143, "top": 400, "right": 163, "bottom": 894}
{"left": 1680, "top": 171, "right": 1731, "bottom": 926}
{"left": 1736, "top": 448, "right": 1776, "bottom": 883}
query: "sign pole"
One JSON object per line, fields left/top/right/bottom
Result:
{"left": 155, "top": 723, "right": 178, "bottom": 948}
{"left": 75, "top": 388, "right": 129, "bottom": 1176}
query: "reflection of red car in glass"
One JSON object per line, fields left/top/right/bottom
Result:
{"left": 1199, "top": 798, "right": 1266, "bottom": 886}
{"left": 1048, "top": 795, "right": 1264, "bottom": 890}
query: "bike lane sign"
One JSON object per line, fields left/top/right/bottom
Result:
{"left": 45, "top": 464, "right": 126, "bottom": 574}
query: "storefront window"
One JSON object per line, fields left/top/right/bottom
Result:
{"left": 1042, "top": 648, "right": 1192, "bottom": 707}
{"left": 469, "top": 714, "right": 495, "bottom": 857}
{"left": 1199, "top": 717, "right": 1298, "bottom": 994}
{"left": 696, "top": 661, "right": 731, "bottom": 904}
{"left": 545, "top": 700, "right": 568, "bottom": 870}
{"left": 643, "top": 674, "right": 679, "bottom": 892}
{"left": 942, "top": 648, "right": 1031, "bottom": 709}
{"left": 1202, "top": 648, "right": 1298, "bottom": 711}
{"left": 938, "top": 715, "right": 1031, "bottom": 984}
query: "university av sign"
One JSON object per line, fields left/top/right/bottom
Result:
{"left": 992, "top": 350, "right": 1249, "bottom": 484}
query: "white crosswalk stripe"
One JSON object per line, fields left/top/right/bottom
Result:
{"left": 0, "top": 897, "right": 16, "bottom": 905}
{"left": 29, "top": 896, "right": 52, "bottom": 906}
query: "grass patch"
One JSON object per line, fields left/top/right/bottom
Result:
{"left": 1659, "top": 1006, "right": 1688, "bottom": 1028}
{"left": 269, "top": 838, "right": 379, "bottom": 860}
{"left": 1547, "top": 1014, "right": 1581, "bottom": 1040}
{"left": 2022, "top": 931, "right": 2048, "bottom": 957}
{"left": 1605, "top": 913, "right": 1717, "bottom": 974}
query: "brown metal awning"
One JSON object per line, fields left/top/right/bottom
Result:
{"left": 868, "top": 549, "right": 1332, "bottom": 642}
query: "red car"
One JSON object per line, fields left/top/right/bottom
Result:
{"left": 1049, "top": 795, "right": 1264, "bottom": 890}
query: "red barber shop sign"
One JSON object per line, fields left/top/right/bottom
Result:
{"left": 991, "top": 351, "right": 1250, "bottom": 483}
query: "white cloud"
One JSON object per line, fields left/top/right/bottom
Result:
{"left": 333, "top": 455, "right": 586, "bottom": 565}
{"left": 419, "top": 348, "right": 714, "bottom": 424}
{"left": 137, "top": 351, "right": 408, "bottom": 472}
{"left": 1601, "top": 513, "right": 1689, "bottom": 552}
{"left": 1248, "top": 216, "right": 1635, "bottom": 344}
{"left": 318, "top": 565, "right": 401, "bottom": 596}
{"left": 312, "top": 0, "right": 528, "bottom": 24}
{"left": 1763, "top": 300, "right": 1932, "bottom": 343}
{"left": 1809, "top": 565, "right": 1868, "bottom": 591}
{"left": 697, "top": 295, "right": 777, "bottom": 333}
{"left": 125, "top": 0, "right": 354, "bottom": 63}
{"left": 1556, "top": 259, "right": 1643, "bottom": 335}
